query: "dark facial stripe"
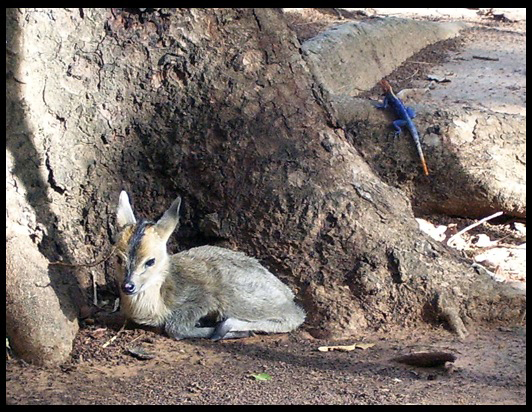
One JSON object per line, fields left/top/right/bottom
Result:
{"left": 126, "top": 219, "right": 154, "bottom": 277}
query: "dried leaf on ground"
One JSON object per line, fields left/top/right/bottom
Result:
{"left": 317, "top": 342, "right": 375, "bottom": 352}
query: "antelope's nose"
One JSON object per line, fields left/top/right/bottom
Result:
{"left": 122, "top": 281, "right": 136, "bottom": 295}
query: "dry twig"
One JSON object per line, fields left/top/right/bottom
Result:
{"left": 102, "top": 320, "right": 127, "bottom": 348}
{"left": 48, "top": 245, "right": 117, "bottom": 268}
{"left": 447, "top": 211, "right": 503, "bottom": 247}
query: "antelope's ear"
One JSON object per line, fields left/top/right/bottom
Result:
{"left": 116, "top": 191, "right": 136, "bottom": 230}
{"left": 154, "top": 195, "right": 181, "bottom": 243}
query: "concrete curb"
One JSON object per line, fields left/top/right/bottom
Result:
{"left": 301, "top": 17, "right": 467, "bottom": 97}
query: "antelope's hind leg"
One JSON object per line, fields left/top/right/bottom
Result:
{"left": 210, "top": 316, "right": 298, "bottom": 341}
{"left": 210, "top": 318, "right": 255, "bottom": 341}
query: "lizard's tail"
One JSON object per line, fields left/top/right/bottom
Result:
{"left": 420, "top": 156, "right": 429, "bottom": 176}
{"left": 412, "top": 137, "right": 429, "bottom": 175}
{"left": 417, "top": 146, "right": 430, "bottom": 176}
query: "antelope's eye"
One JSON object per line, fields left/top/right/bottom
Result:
{"left": 145, "top": 258, "right": 156, "bottom": 268}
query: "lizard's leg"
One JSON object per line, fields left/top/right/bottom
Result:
{"left": 375, "top": 96, "right": 389, "bottom": 110}
{"left": 406, "top": 106, "right": 416, "bottom": 119}
{"left": 392, "top": 119, "right": 407, "bottom": 138}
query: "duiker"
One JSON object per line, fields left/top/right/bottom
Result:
{"left": 115, "top": 191, "right": 305, "bottom": 340}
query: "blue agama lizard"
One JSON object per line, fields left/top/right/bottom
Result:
{"left": 376, "top": 79, "right": 429, "bottom": 176}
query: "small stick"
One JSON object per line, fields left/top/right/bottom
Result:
{"left": 49, "top": 245, "right": 117, "bottom": 268}
{"left": 102, "top": 320, "right": 127, "bottom": 348}
{"left": 128, "top": 334, "right": 144, "bottom": 345}
{"left": 447, "top": 211, "right": 504, "bottom": 247}
{"left": 91, "top": 269, "right": 98, "bottom": 306}
{"left": 472, "top": 55, "right": 499, "bottom": 61}
{"left": 405, "top": 68, "right": 420, "bottom": 81}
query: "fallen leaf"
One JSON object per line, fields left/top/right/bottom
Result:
{"left": 473, "top": 233, "right": 493, "bottom": 247}
{"left": 318, "top": 344, "right": 355, "bottom": 352}
{"left": 416, "top": 218, "right": 448, "bottom": 242}
{"left": 317, "top": 342, "right": 375, "bottom": 352}
{"left": 356, "top": 343, "right": 376, "bottom": 350}
{"left": 427, "top": 75, "right": 452, "bottom": 83}
{"left": 250, "top": 373, "right": 272, "bottom": 381}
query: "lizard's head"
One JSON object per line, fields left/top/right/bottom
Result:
{"left": 379, "top": 79, "right": 393, "bottom": 94}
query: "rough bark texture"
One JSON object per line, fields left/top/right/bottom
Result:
{"left": 6, "top": 8, "right": 525, "bottom": 364}
{"left": 6, "top": 212, "right": 78, "bottom": 365}
{"left": 6, "top": 10, "right": 81, "bottom": 365}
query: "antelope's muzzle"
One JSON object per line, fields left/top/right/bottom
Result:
{"left": 122, "top": 279, "right": 137, "bottom": 295}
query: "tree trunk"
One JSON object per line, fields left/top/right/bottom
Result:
{"left": 6, "top": 8, "right": 524, "bottom": 364}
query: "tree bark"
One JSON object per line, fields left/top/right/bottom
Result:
{"left": 6, "top": 8, "right": 525, "bottom": 363}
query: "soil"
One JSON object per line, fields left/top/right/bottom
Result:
{"left": 6, "top": 9, "right": 526, "bottom": 405}
{"left": 6, "top": 324, "right": 526, "bottom": 405}
{"left": 7, "top": 217, "right": 525, "bottom": 405}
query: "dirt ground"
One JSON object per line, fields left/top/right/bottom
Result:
{"left": 6, "top": 9, "right": 526, "bottom": 405}
{"left": 6, "top": 324, "right": 526, "bottom": 405}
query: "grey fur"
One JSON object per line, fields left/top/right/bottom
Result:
{"left": 116, "top": 191, "right": 305, "bottom": 340}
